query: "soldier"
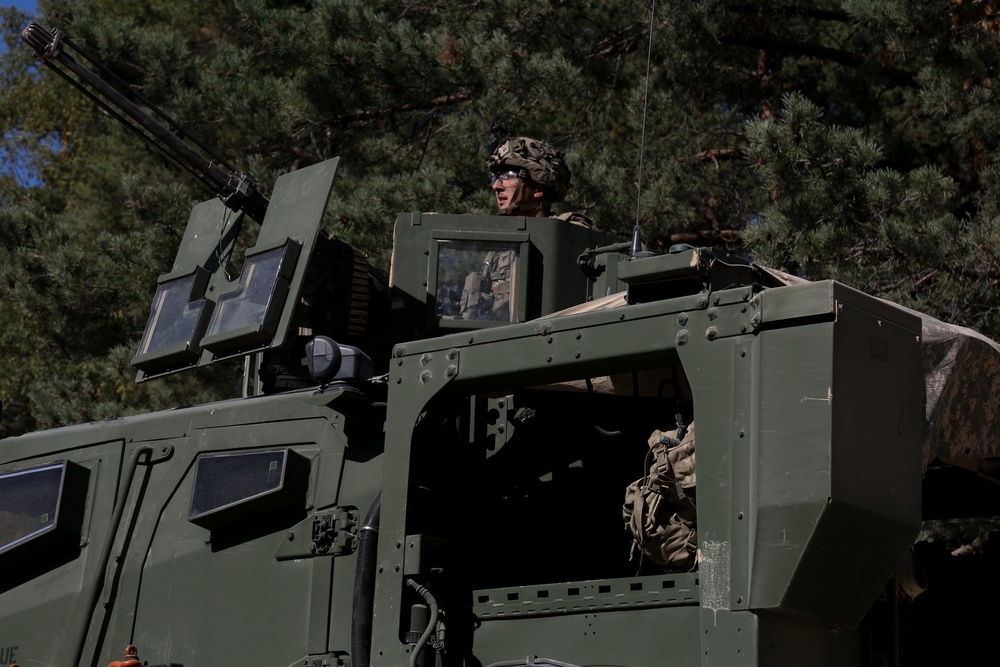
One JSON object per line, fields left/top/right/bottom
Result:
{"left": 460, "top": 137, "right": 590, "bottom": 320}
{"left": 487, "top": 136, "right": 572, "bottom": 217}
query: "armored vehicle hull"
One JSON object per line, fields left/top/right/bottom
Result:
{"left": 6, "top": 226, "right": 1000, "bottom": 665}
{"left": 6, "top": 23, "right": 1000, "bottom": 665}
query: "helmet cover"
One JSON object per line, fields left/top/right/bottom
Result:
{"left": 487, "top": 137, "right": 571, "bottom": 202}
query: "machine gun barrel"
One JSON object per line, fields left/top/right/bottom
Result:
{"left": 21, "top": 23, "right": 269, "bottom": 222}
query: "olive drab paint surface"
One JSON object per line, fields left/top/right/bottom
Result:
{"left": 5, "top": 22, "right": 1000, "bottom": 667}
{"left": 5, "top": 187, "right": 1000, "bottom": 665}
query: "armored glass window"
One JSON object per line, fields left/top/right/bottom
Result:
{"left": 0, "top": 463, "right": 61, "bottom": 549}
{"left": 0, "top": 461, "right": 88, "bottom": 568}
{"left": 435, "top": 240, "right": 521, "bottom": 323}
{"left": 189, "top": 449, "right": 308, "bottom": 531}
{"left": 132, "top": 268, "right": 213, "bottom": 375}
{"left": 200, "top": 242, "right": 301, "bottom": 357}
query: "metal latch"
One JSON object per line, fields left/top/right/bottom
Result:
{"left": 311, "top": 509, "right": 359, "bottom": 554}
{"left": 275, "top": 507, "right": 359, "bottom": 560}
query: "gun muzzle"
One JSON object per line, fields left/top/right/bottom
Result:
{"left": 22, "top": 23, "right": 60, "bottom": 60}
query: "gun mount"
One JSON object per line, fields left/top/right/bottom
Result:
{"left": 21, "top": 23, "right": 395, "bottom": 389}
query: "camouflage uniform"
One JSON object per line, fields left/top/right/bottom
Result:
{"left": 459, "top": 137, "right": 587, "bottom": 320}
{"left": 460, "top": 249, "right": 517, "bottom": 321}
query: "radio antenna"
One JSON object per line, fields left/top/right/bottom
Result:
{"left": 632, "top": 1, "right": 657, "bottom": 256}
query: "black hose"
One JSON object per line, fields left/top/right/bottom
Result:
{"left": 351, "top": 490, "right": 382, "bottom": 667}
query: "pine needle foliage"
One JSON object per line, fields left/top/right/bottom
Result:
{"left": 3, "top": 0, "right": 1000, "bottom": 433}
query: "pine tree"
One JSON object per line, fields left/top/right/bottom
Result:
{"left": 3, "top": 0, "right": 1000, "bottom": 435}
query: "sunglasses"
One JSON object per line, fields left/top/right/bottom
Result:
{"left": 491, "top": 169, "right": 520, "bottom": 185}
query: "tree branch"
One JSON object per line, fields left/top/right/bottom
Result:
{"left": 330, "top": 92, "right": 472, "bottom": 127}
{"left": 720, "top": 33, "right": 916, "bottom": 87}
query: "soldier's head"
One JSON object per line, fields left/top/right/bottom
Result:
{"left": 487, "top": 137, "right": 571, "bottom": 216}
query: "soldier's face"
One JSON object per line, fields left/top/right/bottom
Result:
{"left": 491, "top": 170, "right": 520, "bottom": 210}
{"left": 491, "top": 171, "right": 545, "bottom": 215}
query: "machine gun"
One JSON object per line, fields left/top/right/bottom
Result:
{"left": 22, "top": 23, "right": 389, "bottom": 391}
{"left": 22, "top": 23, "right": 269, "bottom": 222}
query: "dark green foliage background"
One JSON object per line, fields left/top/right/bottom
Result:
{"left": 2, "top": 0, "right": 999, "bottom": 435}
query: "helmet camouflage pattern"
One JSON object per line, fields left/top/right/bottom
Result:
{"left": 487, "top": 136, "right": 571, "bottom": 202}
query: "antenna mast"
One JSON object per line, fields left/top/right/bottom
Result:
{"left": 632, "top": 1, "right": 657, "bottom": 256}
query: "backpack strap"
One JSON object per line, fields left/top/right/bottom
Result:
{"left": 622, "top": 421, "right": 698, "bottom": 571}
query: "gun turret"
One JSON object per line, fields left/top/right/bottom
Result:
{"left": 21, "top": 23, "right": 269, "bottom": 222}
{"left": 21, "top": 23, "right": 390, "bottom": 389}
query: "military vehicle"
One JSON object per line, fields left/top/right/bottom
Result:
{"left": 3, "top": 22, "right": 1000, "bottom": 667}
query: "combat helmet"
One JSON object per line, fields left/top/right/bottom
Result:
{"left": 487, "top": 137, "right": 572, "bottom": 202}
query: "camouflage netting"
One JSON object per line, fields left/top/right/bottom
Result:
{"left": 911, "top": 311, "right": 1000, "bottom": 473}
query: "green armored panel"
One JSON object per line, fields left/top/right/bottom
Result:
{"left": 132, "top": 159, "right": 340, "bottom": 380}
{"left": 389, "top": 212, "right": 622, "bottom": 341}
{"left": 0, "top": 430, "right": 130, "bottom": 667}
{"left": 750, "top": 281, "right": 923, "bottom": 627}
{"left": 0, "top": 385, "right": 383, "bottom": 667}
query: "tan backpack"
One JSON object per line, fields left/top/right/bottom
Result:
{"left": 623, "top": 420, "right": 697, "bottom": 571}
